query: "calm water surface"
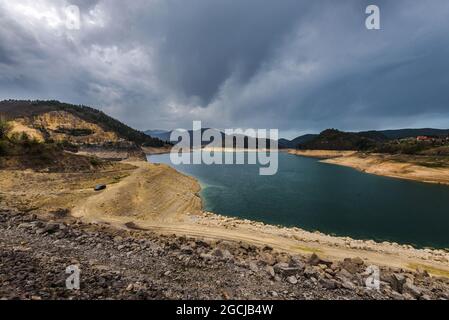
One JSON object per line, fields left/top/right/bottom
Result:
{"left": 148, "top": 152, "right": 449, "bottom": 249}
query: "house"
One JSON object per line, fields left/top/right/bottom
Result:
{"left": 416, "top": 136, "right": 432, "bottom": 142}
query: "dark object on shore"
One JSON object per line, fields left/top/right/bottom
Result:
{"left": 94, "top": 184, "right": 107, "bottom": 191}
{"left": 124, "top": 221, "right": 149, "bottom": 231}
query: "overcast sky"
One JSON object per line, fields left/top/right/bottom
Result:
{"left": 1, "top": 0, "right": 449, "bottom": 139}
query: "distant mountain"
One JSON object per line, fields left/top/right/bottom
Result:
{"left": 145, "top": 128, "right": 276, "bottom": 148}
{"left": 377, "top": 128, "right": 449, "bottom": 140}
{"left": 278, "top": 134, "right": 318, "bottom": 149}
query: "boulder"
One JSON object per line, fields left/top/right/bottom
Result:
{"left": 320, "top": 278, "right": 338, "bottom": 290}
{"left": 336, "top": 268, "right": 354, "bottom": 282}
{"left": 389, "top": 274, "right": 407, "bottom": 293}
{"left": 274, "top": 262, "right": 303, "bottom": 277}
{"left": 403, "top": 279, "right": 422, "bottom": 299}
{"left": 340, "top": 257, "right": 364, "bottom": 274}
{"left": 308, "top": 253, "right": 332, "bottom": 267}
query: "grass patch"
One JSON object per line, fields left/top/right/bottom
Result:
{"left": 407, "top": 263, "right": 449, "bottom": 278}
{"left": 291, "top": 245, "right": 323, "bottom": 254}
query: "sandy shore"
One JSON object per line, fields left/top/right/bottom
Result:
{"left": 288, "top": 149, "right": 449, "bottom": 186}
{"left": 141, "top": 145, "right": 172, "bottom": 155}
{"left": 287, "top": 149, "right": 357, "bottom": 159}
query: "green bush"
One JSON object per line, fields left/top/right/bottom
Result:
{"left": 89, "top": 157, "right": 102, "bottom": 166}
{"left": 0, "top": 119, "right": 11, "bottom": 139}
{"left": 0, "top": 140, "right": 9, "bottom": 156}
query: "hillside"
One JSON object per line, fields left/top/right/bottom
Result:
{"left": 144, "top": 129, "right": 172, "bottom": 142}
{"left": 297, "top": 129, "right": 387, "bottom": 151}
{"left": 0, "top": 100, "right": 165, "bottom": 148}
{"left": 0, "top": 100, "right": 167, "bottom": 161}
{"left": 279, "top": 134, "right": 318, "bottom": 149}
{"left": 290, "top": 128, "right": 449, "bottom": 155}
{"left": 379, "top": 128, "right": 449, "bottom": 140}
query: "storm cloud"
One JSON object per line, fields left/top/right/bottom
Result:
{"left": 1, "top": 0, "right": 449, "bottom": 138}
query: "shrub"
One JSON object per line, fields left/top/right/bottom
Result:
{"left": 0, "top": 119, "right": 11, "bottom": 139}
{"left": 89, "top": 157, "right": 102, "bottom": 166}
{"left": 0, "top": 140, "right": 9, "bottom": 156}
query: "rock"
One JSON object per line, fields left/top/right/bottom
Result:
{"left": 336, "top": 268, "right": 353, "bottom": 281}
{"left": 221, "top": 249, "right": 233, "bottom": 260}
{"left": 403, "top": 279, "right": 421, "bottom": 299}
{"left": 340, "top": 258, "right": 364, "bottom": 274}
{"left": 94, "top": 184, "right": 107, "bottom": 191}
{"left": 18, "top": 223, "right": 33, "bottom": 229}
{"left": 402, "top": 293, "right": 415, "bottom": 300}
{"left": 308, "top": 253, "right": 332, "bottom": 267}
{"left": 265, "top": 266, "right": 275, "bottom": 278}
{"left": 180, "top": 245, "right": 193, "bottom": 255}
{"left": 320, "top": 279, "right": 338, "bottom": 290}
{"left": 249, "top": 262, "right": 259, "bottom": 273}
{"left": 259, "top": 252, "right": 276, "bottom": 266}
{"left": 389, "top": 274, "right": 407, "bottom": 293}
{"left": 286, "top": 276, "right": 298, "bottom": 285}
{"left": 200, "top": 253, "right": 213, "bottom": 261}
{"left": 341, "top": 280, "right": 356, "bottom": 290}
{"left": 211, "top": 248, "right": 223, "bottom": 257}
{"left": 304, "top": 266, "right": 319, "bottom": 279}
{"left": 274, "top": 262, "right": 304, "bottom": 277}
{"left": 43, "top": 223, "right": 59, "bottom": 234}
{"left": 113, "top": 236, "right": 123, "bottom": 242}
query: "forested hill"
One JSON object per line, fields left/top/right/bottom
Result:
{"left": 0, "top": 100, "right": 165, "bottom": 147}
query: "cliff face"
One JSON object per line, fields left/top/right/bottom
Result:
{"left": 18, "top": 111, "right": 121, "bottom": 145}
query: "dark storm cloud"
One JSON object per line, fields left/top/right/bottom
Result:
{"left": 1, "top": 0, "right": 449, "bottom": 137}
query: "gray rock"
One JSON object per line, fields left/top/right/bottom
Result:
{"left": 389, "top": 274, "right": 407, "bottom": 293}
{"left": 286, "top": 276, "right": 298, "bottom": 285}
{"left": 274, "top": 262, "right": 303, "bottom": 276}
{"left": 211, "top": 248, "right": 223, "bottom": 257}
{"left": 336, "top": 268, "right": 353, "bottom": 281}
{"left": 249, "top": 262, "right": 259, "bottom": 273}
{"left": 265, "top": 266, "right": 275, "bottom": 278}
{"left": 403, "top": 279, "right": 421, "bottom": 299}
{"left": 320, "top": 279, "right": 338, "bottom": 290}
{"left": 180, "top": 245, "right": 193, "bottom": 255}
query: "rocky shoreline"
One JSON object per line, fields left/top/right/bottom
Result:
{"left": 1, "top": 209, "right": 449, "bottom": 300}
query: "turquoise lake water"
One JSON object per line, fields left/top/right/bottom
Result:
{"left": 148, "top": 152, "right": 449, "bottom": 249}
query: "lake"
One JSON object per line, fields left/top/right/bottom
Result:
{"left": 148, "top": 151, "right": 449, "bottom": 249}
